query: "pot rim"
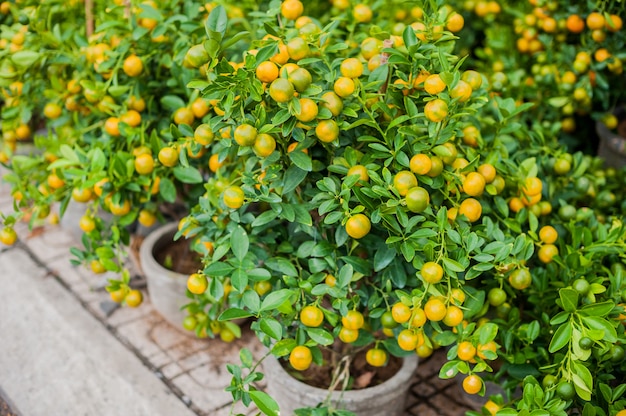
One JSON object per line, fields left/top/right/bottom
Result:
{"left": 138, "top": 222, "right": 188, "bottom": 279}
{"left": 263, "top": 351, "right": 418, "bottom": 400}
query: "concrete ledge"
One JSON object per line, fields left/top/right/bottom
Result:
{"left": 0, "top": 247, "right": 195, "bottom": 416}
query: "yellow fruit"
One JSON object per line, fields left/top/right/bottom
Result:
{"left": 123, "top": 54, "right": 143, "bottom": 77}
{"left": 289, "top": 345, "right": 312, "bottom": 371}
{"left": 223, "top": 186, "right": 245, "bottom": 209}
{"left": 345, "top": 214, "right": 371, "bottom": 239}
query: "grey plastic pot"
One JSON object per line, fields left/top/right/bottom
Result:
{"left": 263, "top": 353, "right": 418, "bottom": 416}
{"left": 596, "top": 106, "right": 626, "bottom": 169}
{"left": 139, "top": 222, "right": 190, "bottom": 332}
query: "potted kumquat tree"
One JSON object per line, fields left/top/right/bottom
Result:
{"left": 1, "top": 1, "right": 625, "bottom": 416}
{"left": 173, "top": 1, "right": 624, "bottom": 415}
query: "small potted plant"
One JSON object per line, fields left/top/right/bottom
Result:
{"left": 0, "top": 0, "right": 235, "bottom": 318}
{"left": 456, "top": 1, "right": 626, "bottom": 156}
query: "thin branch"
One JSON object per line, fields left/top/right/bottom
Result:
{"left": 85, "top": 0, "right": 94, "bottom": 38}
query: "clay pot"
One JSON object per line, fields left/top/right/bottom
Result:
{"left": 139, "top": 222, "right": 191, "bottom": 332}
{"left": 263, "top": 353, "right": 418, "bottom": 416}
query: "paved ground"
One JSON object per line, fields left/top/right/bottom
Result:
{"left": 0, "top": 175, "right": 478, "bottom": 416}
{"left": 0, "top": 387, "right": 19, "bottom": 416}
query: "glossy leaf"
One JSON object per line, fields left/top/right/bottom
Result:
{"left": 219, "top": 308, "right": 254, "bottom": 321}
{"left": 249, "top": 391, "right": 279, "bottom": 416}
{"left": 548, "top": 323, "right": 572, "bottom": 353}
{"left": 231, "top": 227, "right": 249, "bottom": 261}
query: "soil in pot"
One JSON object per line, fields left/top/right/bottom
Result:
{"left": 283, "top": 346, "right": 403, "bottom": 391}
{"left": 153, "top": 236, "right": 203, "bottom": 275}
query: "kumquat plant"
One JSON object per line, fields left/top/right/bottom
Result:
{"left": 1, "top": 0, "right": 625, "bottom": 415}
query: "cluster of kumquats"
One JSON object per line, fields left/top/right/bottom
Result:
{"left": 0, "top": 0, "right": 256, "bottom": 302}
{"left": 457, "top": 0, "right": 626, "bottom": 151}
{"left": 1, "top": 0, "right": 625, "bottom": 415}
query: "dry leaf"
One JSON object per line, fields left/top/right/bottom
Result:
{"left": 354, "top": 371, "right": 374, "bottom": 388}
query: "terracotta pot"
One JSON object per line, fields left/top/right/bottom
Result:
{"left": 139, "top": 222, "right": 191, "bottom": 333}
{"left": 263, "top": 353, "right": 418, "bottom": 416}
{"left": 596, "top": 106, "right": 626, "bottom": 169}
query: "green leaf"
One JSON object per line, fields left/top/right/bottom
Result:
{"left": 572, "top": 362, "right": 592, "bottom": 401}
{"left": 252, "top": 210, "right": 279, "bottom": 227}
{"left": 599, "top": 383, "right": 612, "bottom": 403}
{"left": 260, "top": 289, "right": 293, "bottom": 312}
{"left": 305, "top": 328, "right": 334, "bottom": 345}
{"left": 559, "top": 288, "right": 579, "bottom": 313}
{"left": 296, "top": 241, "right": 315, "bottom": 258}
{"left": 442, "top": 257, "right": 466, "bottom": 273}
{"left": 271, "top": 339, "right": 297, "bottom": 357}
{"left": 282, "top": 165, "right": 307, "bottom": 195}
{"left": 186, "top": 80, "right": 210, "bottom": 90}
{"left": 158, "top": 177, "right": 176, "bottom": 202}
{"left": 324, "top": 211, "right": 343, "bottom": 225}
{"left": 242, "top": 290, "right": 260, "bottom": 313}
{"left": 138, "top": 2, "right": 162, "bottom": 20}
{"left": 272, "top": 109, "right": 292, "bottom": 125}
{"left": 249, "top": 391, "right": 279, "bottom": 416}
{"left": 259, "top": 317, "right": 283, "bottom": 340}
{"left": 11, "top": 50, "right": 40, "bottom": 67}
{"left": 205, "top": 5, "right": 228, "bottom": 37}
{"left": 254, "top": 44, "right": 278, "bottom": 67}
{"left": 439, "top": 361, "right": 461, "bottom": 379}
{"left": 90, "top": 148, "right": 106, "bottom": 171}
{"left": 547, "top": 97, "right": 569, "bottom": 107}
{"left": 173, "top": 166, "right": 203, "bottom": 183}
{"left": 231, "top": 269, "right": 248, "bottom": 292}
{"left": 337, "top": 264, "right": 353, "bottom": 288}
{"left": 248, "top": 268, "right": 271, "bottom": 280}
{"left": 478, "top": 323, "right": 498, "bottom": 345}
{"left": 240, "top": 348, "right": 254, "bottom": 368}
{"left": 578, "top": 301, "right": 614, "bottom": 317}
{"left": 265, "top": 257, "right": 298, "bottom": 276}
{"left": 374, "top": 244, "right": 396, "bottom": 272}
{"left": 387, "top": 115, "right": 411, "bottom": 131}
{"left": 289, "top": 150, "right": 312, "bottom": 171}
{"left": 96, "top": 246, "right": 115, "bottom": 259}
{"left": 222, "top": 31, "right": 250, "bottom": 50}
{"left": 160, "top": 95, "right": 186, "bottom": 111}
{"left": 293, "top": 204, "right": 312, "bottom": 226}
{"left": 60, "top": 144, "right": 79, "bottom": 162}
{"left": 548, "top": 323, "right": 572, "bottom": 353}
{"left": 613, "top": 384, "right": 626, "bottom": 402}
{"left": 231, "top": 226, "right": 249, "bottom": 261}
{"left": 368, "top": 64, "right": 389, "bottom": 84}
{"left": 402, "top": 25, "right": 418, "bottom": 48}
{"left": 108, "top": 85, "right": 129, "bottom": 97}
{"left": 205, "top": 261, "right": 235, "bottom": 277}
{"left": 581, "top": 316, "right": 617, "bottom": 342}
{"left": 550, "top": 311, "right": 569, "bottom": 325}
{"left": 208, "top": 277, "right": 224, "bottom": 300}
{"left": 495, "top": 410, "right": 519, "bottom": 416}
{"left": 218, "top": 308, "right": 253, "bottom": 321}
{"left": 404, "top": 96, "right": 418, "bottom": 118}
